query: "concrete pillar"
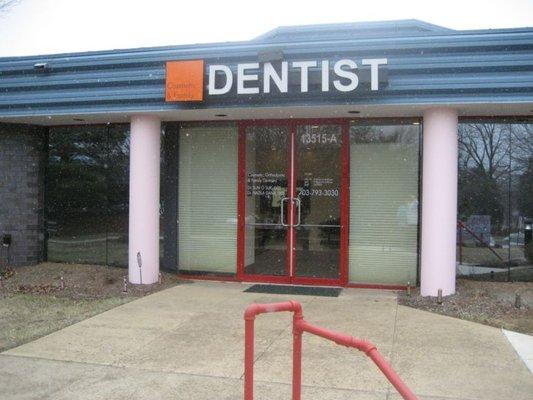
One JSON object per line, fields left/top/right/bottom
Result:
{"left": 420, "top": 108, "right": 458, "bottom": 296}
{"left": 129, "top": 115, "right": 161, "bottom": 284}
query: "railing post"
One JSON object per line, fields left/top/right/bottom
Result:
{"left": 243, "top": 301, "right": 416, "bottom": 400}
{"left": 292, "top": 313, "right": 303, "bottom": 400}
{"left": 244, "top": 316, "right": 255, "bottom": 400}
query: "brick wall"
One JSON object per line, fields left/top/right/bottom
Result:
{"left": 0, "top": 123, "right": 46, "bottom": 267}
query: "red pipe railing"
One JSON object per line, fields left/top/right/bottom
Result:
{"left": 244, "top": 301, "right": 418, "bottom": 400}
{"left": 457, "top": 220, "right": 504, "bottom": 263}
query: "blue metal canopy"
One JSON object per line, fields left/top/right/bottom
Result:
{"left": 0, "top": 19, "right": 532, "bottom": 118}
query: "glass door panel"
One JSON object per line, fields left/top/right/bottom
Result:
{"left": 244, "top": 126, "right": 289, "bottom": 276}
{"left": 294, "top": 125, "right": 342, "bottom": 279}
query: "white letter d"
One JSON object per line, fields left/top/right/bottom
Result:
{"left": 208, "top": 65, "right": 233, "bottom": 95}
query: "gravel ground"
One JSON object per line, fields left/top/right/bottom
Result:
{"left": 399, "top": 279, "right": 533, "bottom": 335}
{"left": 0, "top": 263, "right": 183, "bottom": 351}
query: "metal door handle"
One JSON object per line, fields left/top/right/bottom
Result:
{"left": 294, "top": 197, "right": 301, "bottom": 227}
{"left": 280, "top": 197, "right": 290, "bottom": 227}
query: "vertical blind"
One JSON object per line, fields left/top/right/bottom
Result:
{"left": 349, "top": 124, "right": 420, "bottom": 284}
{"left": 178, "top": 124, "right": 238, "bottom": 273}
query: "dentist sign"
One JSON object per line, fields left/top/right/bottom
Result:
{"left": 165, "top": 58, "right": 388, "bottom": 102}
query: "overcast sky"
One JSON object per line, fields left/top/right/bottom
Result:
{"left": 0, "top": 0, "right": 532, "bottom": 57}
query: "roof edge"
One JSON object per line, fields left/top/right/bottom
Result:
{"left": 252, "top": 19, "right": 454, "bottom": 42}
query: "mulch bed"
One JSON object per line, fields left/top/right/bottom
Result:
{"left": 0, "top": 262, "right": 185, "bottom": 300}
{"left": 399, "top": 278, "right": 533, "bottom": 335}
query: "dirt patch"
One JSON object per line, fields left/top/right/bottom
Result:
{"left": 399, "top": 279, "right": 533, "bottom": 335}
{"left": 0, "top": 262, "right": 184, "bottom": 351}
{"left": 0, "top": 262, "right": 182, "bottom": 299}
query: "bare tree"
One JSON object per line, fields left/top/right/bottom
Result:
{"left": 459, "top": 123, "right": 511, "bottom": 181}
{"left": 510, "top": 123, "right": 533, "bottom": 173}
{"left": 458, "top": 122, "right": 533, "bottom": 228}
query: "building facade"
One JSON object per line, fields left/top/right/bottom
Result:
{"left": 1, "top": 20, "right": 532, "bottom": 295}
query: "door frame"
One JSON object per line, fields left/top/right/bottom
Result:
{"left": 236, "top": 118, "right": 350, "bottom": 286}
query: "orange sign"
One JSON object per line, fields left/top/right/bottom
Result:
{"left": 165, "top": 60, "right": 204, "bottom": 102}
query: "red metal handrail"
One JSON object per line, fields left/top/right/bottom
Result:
{"left": 244, "top": 301, "right": 418, "bottom": 400}
{"left": 457, "top": 220, "right": 504, "bottom": 263}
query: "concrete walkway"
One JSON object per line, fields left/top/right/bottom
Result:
{"left": 1, "top": 281, "right": 531, "bottom": 400}
{"left": 504, "top": 329, "right": 533, "bottom": 373}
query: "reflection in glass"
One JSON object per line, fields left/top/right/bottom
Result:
{"left": 244, "top": 126, "right": 289, "bottom": 276}
{"left": 295, "top": 125, "right": 341, "bottom": 279}
{"left": 349, "top": 123, "right": 420, "bottom": 284}
{"left": 512, "top": 124, "right": 533, "bottom": 281}
{"left": 46, "top": 125, "right": 130, "bottom": 266}
{"left": 510, "top": 123, "right": 533, "bottom": 281}
{"left": 457, "top": 122, "right": 533, "bottom": 281}
{"left": 105, "top": 125, "right": 130, "bottom": 266}
{"left": 457, "top": 123, "right": 509, "bottom": 273}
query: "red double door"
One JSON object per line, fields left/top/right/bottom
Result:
{"left": 237, "top": 120, "right": 349, "bottom": 286}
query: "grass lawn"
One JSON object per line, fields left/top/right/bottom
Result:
{"left": 0, "top": 263, "right": 182, "bottom": 352}
{"left": 0, "top": 294, "right": 129, "bottom": 351}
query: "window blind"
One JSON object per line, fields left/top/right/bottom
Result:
{"left": 178, "top": 124, "right": 238, "bottom": 273}
{"left": 349, "top": 125, "right": 419, "bottom": 284}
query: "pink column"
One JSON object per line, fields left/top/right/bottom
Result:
{"left": 420, "top": 108, "right": 458, "bottom": 296}
{"left": 128, "top": 115, "right": 161, "bottom": 284}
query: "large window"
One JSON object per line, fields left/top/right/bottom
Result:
{"left": 349, "top": 122, "right": 420, "bottom": 285}
{"left": 45, "top": 124, "right": 130, "bottom": 266}
{"left": 178, "top": 123, "right": 238, "bottom": 274}
{"left": 457, "top": 121, "right": 533, "bottom": 281}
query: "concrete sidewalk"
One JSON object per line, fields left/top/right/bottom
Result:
{"left": 1, "top": 281, "right": 531, "bottom": 399}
